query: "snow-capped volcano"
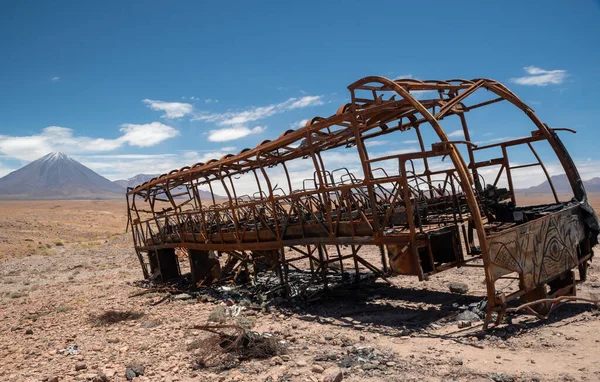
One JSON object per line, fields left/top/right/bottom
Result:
{"left": 0, "top": 152, "right": 125, "bottom": 200}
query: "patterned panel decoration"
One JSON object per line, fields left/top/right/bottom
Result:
{"left": 487, "top": 204, "right": 585, "bottom": 291}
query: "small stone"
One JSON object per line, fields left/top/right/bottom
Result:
{"left": 386, "top": 361, "right": 397, "bottom": 367}
{"left": 48, "top": 377, "right": 59, "bottom": 382}
{"left": 281, "top": 355, "right": 291, "bottom": 362}
{"left": 457, "top": 320, "right": 472, "bottom": 329}
{"left": 311, "top": 364, "right": 325, "bottom": 373}
{"left": 456, "top": 310, "right": 480, "bottom": 322}
{"left": 93, "top": 373, "right": 109, "bottom": 382}
{"left": 25, "top": 329, "right": 33, "bottom": 335}
{"left": 172, "top": 293, "right": 192, "bottom": 301}
{"left": 125, "top": 363, "right": 145, "bottom": 380}
{"left": 125, "top": 368, "right": 136, "bottom": 380}
{"left": 448, "top": 282, "right": 469, "bottom": 294}
{"left": 450, "top": 357, "right": 464, "bottom": 366}
{"left": 269, "top": 356, "right": 283, "bottom": 366}
{"left": 75, "top": 362, "right": 87, "bottom": 371}
{"left": 296, "top": 360, "right": 308, "bottom": 367}
{"left": 323, "top": 367, "right": 343, "bottom": 382}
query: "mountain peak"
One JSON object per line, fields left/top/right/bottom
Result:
{"left": 39, "top": 152, "right": 71, "bottom": 162}
{"left": 0, "top": 152, "right": 124, "bottom": 200}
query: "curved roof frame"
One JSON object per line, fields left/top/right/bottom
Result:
{"left": 128, "top": 77, "right": 584, "bottom": 204}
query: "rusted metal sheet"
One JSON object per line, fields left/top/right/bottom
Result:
{"left": 126, "top": 76, "right": 598, "bottom": 327}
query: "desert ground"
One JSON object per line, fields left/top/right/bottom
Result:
{"left": 0, "top": 194, "right": 599, "bottom": 382}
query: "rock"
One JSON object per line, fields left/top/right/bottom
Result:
{"left": 450, "top": 356, "right": 464, "bottom": 366}
{"left": 269, "top": 356, "right": 283, "bottom": 366}
{"left": 311, "top": 365, "right": 325, "bottom": 373}
{"left": 457, "top": 320, "right": 472, "bottom": 329}
{"left": 25, "top": 329, "right": 33, "bottom": 335}
{"left": 92, "top": 373, "right": 109, "bottom": 382}
{"left": 323, "top": 368, "right": 343, "bottom": 382}
{"left": 448, "top": 282, "right": 469, "bottom": 294}
{"left": 75, "top": 362, "right": 87, "bottom": 371}
{"left": 172, "top": 293, "right": 192, "bottom": 301}
{"left": 488, "top": 373, "right": 515, "bottom": 382}
{"left": 125, "top": 368, "right": 136, "bottom": 380}
{"left": 281, "top": 355, "right": 291, "bottom": 362}
{"left": 456, "top": 310, "right": 480, "bottom": 322}
{"left": 296, "top": 360, "right": 308, "bottom": 367}
{"left": 125, "top": 364, "right": 145, "bottom": 380}
{"left": 140, "top": 321, "right": 160, "bottom": 329}
{"left": 48, "top": 377, "right": 59, "bottom": 382}
{"left": 386, "top": 361, "right": 397, "bottom": 367}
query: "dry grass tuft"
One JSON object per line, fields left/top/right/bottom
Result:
{"left": 90, "top": 310, "right": 144, "bottom": 326}
{"left": 207, "top": 305, "right": 227, "bottom": 323}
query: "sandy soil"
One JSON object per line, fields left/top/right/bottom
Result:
{"left": 0, "top": 201, "right": 127, "bottom": 260}
{"left": 0, "top": 194, "right": 599, "bottom": 382}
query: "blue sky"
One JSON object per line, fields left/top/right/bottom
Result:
{"left": 1, "top": 0, "right": 599, "bottom": 189}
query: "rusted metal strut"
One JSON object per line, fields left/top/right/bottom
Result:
{"left": 126, "top": 76, "right": 598, "bottom": 328}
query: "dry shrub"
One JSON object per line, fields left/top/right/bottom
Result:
{"left": 186, "top": 338, "right": 203, "bottom": 351}
{"left": 236, "top": 316, "right": 255, "bottom": 330}
{"left": 90, "top": 310, "right": 144, "bottom": 326}
{"left": 207, "top": 305, "right": 227, "bottom": 323}
{"left": 191, "top": 325, "right": 284, "bottom": 370}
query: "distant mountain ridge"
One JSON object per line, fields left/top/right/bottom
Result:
{"left": 520, "top": 174, "right": 600, "bottom": 193}
{"left": 114, "top": 174, "right": 158, "bottom": 188}
{"left": 0, "top": 152, "right": 125, "bottom": 200}
{"left": 113, "top": 173, "right": 222, "bottom": 200}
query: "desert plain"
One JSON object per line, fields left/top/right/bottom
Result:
{"left": 0, "top": 193, "right": 599, "bottom": 382}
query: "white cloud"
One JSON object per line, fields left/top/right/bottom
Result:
{"left": 78, "top": 147, "right": 239, "bottom": 181}
{"left": 447, "top": 129, "right": 465, "bottom": 138}
{"left": 410, "top": 90, "right": 437, "bottom": 100}
{"left": 142, "top": 99, "right": 194, "bottom": 119}
{"left": 402, "top": 140, "right": 419, "bottom": 144}
{"left": 51, "top": 76, "right": 60, "bottom": 82}
{"left": 119, "top": 122, "right": 180, "bottom": 147}
{"left": 204, "top": 98, "right": 219, "bottom": 104}
{"left": 364, "top": 140, "right": 388, "bottom": 147}
{"left": 475, "top": 136, "right": 515, "bottom": 145}
{"left": 193, "top": 95, "right": 324, "bottom": 127}
{"left": 293, "top": 119, "right": 308, "bottom": 128}
{"left": 208, "top": 126, "right": 267, "bottom": 142}
{"left": 394, "top": 73, "right": 413, "bottom": 80}
{"left": 220, "top": 106, "right": 278, "bottom": 126}
{"left": 510, "top": 66, "right": 568, "bottom": 86}
{"left": 281, "top": 95, "right": 324, "bottom": 110}
{"left": 0, "top": 123, "right": 179, "bottom": 161}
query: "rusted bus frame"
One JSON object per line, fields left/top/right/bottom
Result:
{"left": 126, "top": 76, "right": 595, "bottom": 329}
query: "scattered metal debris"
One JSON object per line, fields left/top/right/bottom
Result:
{"left": 126, "top": 76, "right": 599, "bottom": 327}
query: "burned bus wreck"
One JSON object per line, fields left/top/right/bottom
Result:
{"left": 126, "top": 76, "right": 599, "bottom": 327}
